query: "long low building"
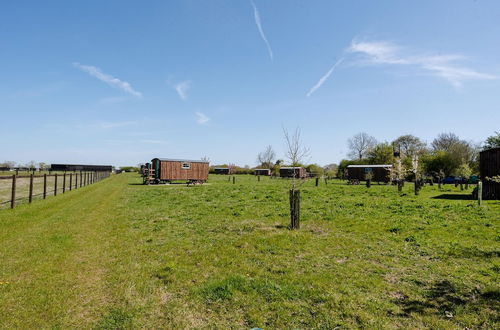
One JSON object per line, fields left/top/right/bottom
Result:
{"left": 346, "top": 164, "right": 392, "bottom": 182}
{"left": 280, "top": 167, "right": 306, "bottom": 178}
{"left": 50, "top": 164, "right": 113, "bottom": 172}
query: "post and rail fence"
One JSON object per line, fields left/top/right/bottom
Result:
{"left": 0, "top": 171, "right": 111, "bottom": 209}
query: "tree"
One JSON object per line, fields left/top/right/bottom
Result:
{"left": 38, "top": 162, "right": 48, "bottom": 171}
{"left": 0, "top": 161, "right": 16, "bottom": 168}
{"left": 347, "top": 132, "right": 377, "bottom": 160}
{"left": 257, "top": 145, "right": 276, "bottom": 169}
{"left": 483, "top": 132, "right": 500, "bottom": 150}
{"left": 392, "top": 135, "right": 426, "bottom": 159}
{"left": 306, "top": 164, "right": 324, "bottom": 177}
{"left": 283, "top": 126, "right": 309, "bottom": 230}
{"left": 283, "top": 127, "right": 310, "bottom": 169}
{"left": 431, "top": 133, "right": 461, "bottom": 152}
{"left": 367, "top": 142, "right": 394, "bottom": 164}
{"left": 323, "top": 163, "right": 338, "bottom": 178}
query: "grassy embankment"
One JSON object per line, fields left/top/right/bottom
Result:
{"left": 0, "top": 173, "right": 498, "bottom": 328}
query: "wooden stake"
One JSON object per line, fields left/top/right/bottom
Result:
{"left": 478, "top": 181, "right": 482, "bottom": 206}
{"left": 29, "top": 174, "right": 34, "bottom": 203}
{"left": 289, "top": 189, "right": 300, "bottom": 229}
{"left": 43, "top": 174, "right": 47, "bottom": 199}
{"left": 11, "top": 175, "right": 16, "bottom": 209}
{"left": 54, "top": 174, "right": 58, "bottom": 196}
{"left": 63, "top": 173, "right": 66, "bottom": 193}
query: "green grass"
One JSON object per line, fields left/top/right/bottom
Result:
{"left": 0, "top": 173, "right": 498, "bottom": 328}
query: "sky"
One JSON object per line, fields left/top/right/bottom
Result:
{"left": 1, "top": 0, "right": 499, "bottom": 167}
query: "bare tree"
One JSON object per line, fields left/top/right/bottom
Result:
{"left": 257, "top": 145, "right": 276, "bottom": 169}
{"left": 283, "top": 127, "right": 310, "bottom": 168}
{"left": 201, "top": 155, "right": 210, "bottom": 162}
{"left": 392, "top": 134, "right": 427, "bottom": 159}
{"left": 347, "top": 132, "right": 377, "bottom": 160}
{"left": 283, "top": 126, "right": 309, "bottom": 230}
{"left": 431, "top": 133, "right": 461, "bottom": 152}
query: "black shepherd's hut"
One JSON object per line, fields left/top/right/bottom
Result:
{"left": 254, "top": 168, "right": 271, "bottom": 176}
{"left": 214, "top": 168, "right": 230, "bottom": 175}
{"left": 480, "top": 147, "right": 500, "bottom": 200}
{"left": 347, "top": 165, "right": 392, "bottom": 183}
{"left": 280, "top": 167, "right": 306, "bottom": 178}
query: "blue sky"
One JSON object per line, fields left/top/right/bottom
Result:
{"left": 1, "top": 0, "right": 499, "bottom": 167}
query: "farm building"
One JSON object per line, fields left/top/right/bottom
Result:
{"left": 254, "top": 168, "right": 271, "bottom": 176}
{"left": 50, "top": 164, "right": 113, "bottom": 172}
{"left": 480, "top": 147, "right": 500, "bottom": 200}
{"left": 347, "top": 165, "right": 392, "bottom": 183}
{"left": 214, "top": 168, "right": 230, "bottom": 175}
{"left": 150, "top": 158, "right": 209, "bottom": 184}
{"left": 279, "top": 167, "right": 306, "bottom": 178}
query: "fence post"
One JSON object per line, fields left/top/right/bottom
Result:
{"left": 289, "top": 189, "right": 300, "bottom": 229}
{"left": 80, "top": 171, "right": 82, "bottom": 187}
{"left": 63, "top": 173, "right": 66, "bottom": 193}
{"left": 315, "top": 177, "right": 319, "bottom": 186}
{"left": 233, "top": 176, "right": 235, "bottom": 184}
{"left": 29, "top": 174, "right": 34, "bottom": 203}
{"left": 75, "top": 173, "right": 78, "bottom": 189}
{"left": 11, "top": 175, "right": 16, "bottom": 209}
{"left": 43, "top": 174, "right": 47, "bottom": 199}
{"left": 69, "top": 173, "right": 72, "bottom": 191}
{"left": 258, "top": 175, "right": 260, "bottom": 182}
{"left": 54, "top": 174, "right": 58, "bottom": 196}
{"left": 478, "top": 181, "right": 482, "bottom": 206}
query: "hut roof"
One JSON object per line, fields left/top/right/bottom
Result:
{"left": 347, "top": 164, "right": 393, "bottom": 168}
{"left": 153, "top": 158, "right": 209, "bottom": 163}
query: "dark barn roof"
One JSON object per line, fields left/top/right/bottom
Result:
{"left": 152, "top": 158, "right": 209, "bottom": 163}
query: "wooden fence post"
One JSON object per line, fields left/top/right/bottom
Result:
{"left": 289, "top": 189, "right": 300, "bottom": 229}
{"left": 69, "top": 173, "right": 72, "bottom": 191}
{"left": 54, "top": 174, "right": 58, "bottom": 196}
{"left": 315, "top": 177, "right": 319, "bottom": 186}
{"left": 63, "top": 173, "right": 66, "bottom": 193}
{"left": 11, "top": 175, "right": 16, "bottom": 209}
{"left": 80, "top": 171, "right": 82, "bottom": 187}
{"left": 478, "top": 181, "right": 482, "bottom": 206}
{"left": 29, "top": 174, "right": 34, "bottom": 203}
{"left": 43, "top": 174, "right": 47, "bottom": 199}
{"left": 233, "top": 176, "right": 235, "bottom": 184}
{"left": 366, "top": 178, "right": 371, "bottom": 188}
{"left": 75, "top": 173, "right": 78, "bottom": 189}
{"left": 258, "top": 175, "right": 260, "bottom": 182}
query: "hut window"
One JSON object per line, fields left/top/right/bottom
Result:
{"left": 181, "top": 162, "right": 190, "bottom": 169}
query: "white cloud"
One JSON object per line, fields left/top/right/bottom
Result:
{"left": 251, "top": 1, "right": 274, "bottom": 61}
{"left": 174, "top": 80, "right": 191, "bottom": 100}
{"left": 195, "top": 112, "right": 210, "bottom": 125}
{"left": 306, "top": 58, "right": 343, "bottom": 97}
{"left": 347, "top": 39, "right": 496, "bottom": 88}
{"left": 73, "top": 63, "right": 142, "bottom": 97}
{"left": 140, "top": 139, "right": 169, "bottom": 145}
{"left": 96, "top": 121, "right": 136, "bottom": 129}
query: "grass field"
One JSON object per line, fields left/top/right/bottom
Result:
{"left": 0, "top": 173, "right": 498, "bottom": 328}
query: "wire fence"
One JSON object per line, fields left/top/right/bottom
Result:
{"left": 0, "top": 171, "right": 111, "bottom": 209}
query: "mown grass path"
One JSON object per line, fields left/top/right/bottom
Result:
{"left": 0, "top": 173, "right": 498, "bottom": 328}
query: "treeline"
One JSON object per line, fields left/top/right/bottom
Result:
{"left": 338, "top": 131, "right": 500, "bottom": 179}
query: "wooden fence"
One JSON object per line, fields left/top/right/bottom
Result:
{"left": 0, "top": 171, "right": 111, "bottom": 209}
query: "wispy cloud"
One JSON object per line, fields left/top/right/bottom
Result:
{"left": 251, "top": 1, "right": 273, "bottom": 61}
{"left": 140, "top": 139, "right": 169, "bottom": 145}
{"left": 96, "top": 121, "right": 136, "bottom": 129}
{"left": 195, "top": 112, "right": 210, "bottom": 125}
{"left": 306, "top": 58, "right": 343, "bottom": 97}
{"left": 174, "top": 80, "right": 191, "bottom": 100}
{"left": 73, "top": 63, "right": 142, "bottom": 97}
{"left": 347, "top": 39, "right": 496, "bottom": 88}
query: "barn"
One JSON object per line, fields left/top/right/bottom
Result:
{"left": 480, "top": 147, "right": 500, "bottom": 200}
{"left": 150, "top": 158, "right": 209, "bottom": 184}
{"left": 214, "top": 168, "right": 230, "bottom": 175}
{"left": 254, "top": 168, "right": 271, "bottom": 176}
{"left": 347, "top": 165, "right": 392, "bottom": 183}
{"left": 280, "top": 167, "right": 306, "bottom": 178}
{"left": 50, "top": 164, "right": 113, "bottom": 172}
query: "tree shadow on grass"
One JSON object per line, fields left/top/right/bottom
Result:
{"left": 431, "top": 194, "right": 473, "bottom": 200}
{"left": 394, "top": 280, "right": 500, "bottom": 318}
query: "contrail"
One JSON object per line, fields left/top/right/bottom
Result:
{"left": 251, "top": 1, "right": 273, "bottom": 61}
{"left": 306, "top": 58, "right": 343, "bottom": 97}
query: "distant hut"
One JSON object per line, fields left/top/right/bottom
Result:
{"left": 280, "top": 167, "right": 306, "bottom": 178}
{"left": 254, "top": 168, "right": 271, "bottom": 176}
{"left": 347, "top": 165, "right": 392, "bottom": 183}
{"left": 214, "top": 168, "right": 230, "bottom": 175}
{"left": 480, "top": 147, "right": 500, "bottom": 200}
{"left": 150, "top": 158, "right": 209, "bottom": 184}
